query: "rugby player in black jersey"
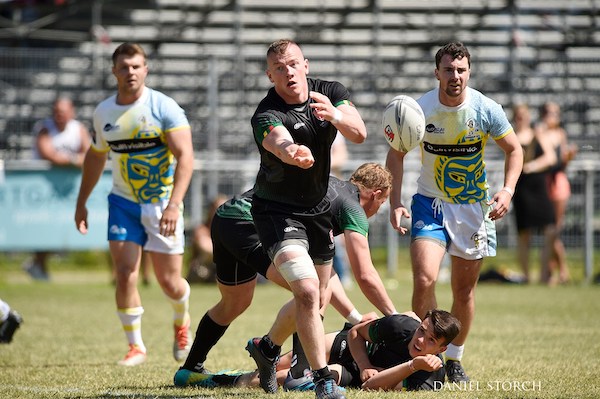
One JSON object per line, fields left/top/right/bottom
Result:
{"left": 191, "top": 309, "right": 460, "bottom": 393}
{"left": 174, "top": 163, "right": 396, "bottom": 390}
{"left": 247, "top": 39, "right": 367, "bottom": 399}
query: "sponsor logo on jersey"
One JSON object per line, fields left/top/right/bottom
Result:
{"left": 284, "top": 226, "right": 298, "bottom": 233}
{"left": 423, "top": 141, "right": 482, "bottom": 156}
{"left": 426, "top": 123, "right": 444, "bottom": 134}
{"left": 107, "top": 137, "right": 163, "bottom": 153}
{"left": 103, "top": 123, "right": 120, "bottom": 132}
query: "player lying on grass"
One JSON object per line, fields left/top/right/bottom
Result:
{"left": 174, "top": 163, "right": 398, "bottom": 387}
{"left": 191, "top": 309, "right": 460, "bottom": 391}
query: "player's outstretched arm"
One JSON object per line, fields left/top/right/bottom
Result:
{"left": 344, "top": 230, "right": 397, "bottom": 316}
{"left": 262, "top": 125, "right": 314, "bottom": 169}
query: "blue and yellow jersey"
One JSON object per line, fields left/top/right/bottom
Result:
{"left": 91, "top": 87, "right": 190, "bottom": 204}
{"left": 416, "top": 87, "right": 513, "bottom": 204}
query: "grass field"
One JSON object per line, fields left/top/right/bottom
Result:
{"left": 1, "top": 250, "right": 599, "bottom": 399}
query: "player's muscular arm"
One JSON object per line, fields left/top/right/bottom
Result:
{"left": 345, "top": 230, "right": 397, "bottom": 316}
{"left": 262, "top": 125, "right": 314, "bottom": 169}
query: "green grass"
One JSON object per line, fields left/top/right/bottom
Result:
{"left": 1, "top": 249, "right": 599, "bottom": 399}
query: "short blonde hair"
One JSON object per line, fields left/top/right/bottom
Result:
{"left": 349, "top": 163, "right": 392, "bottom": 193}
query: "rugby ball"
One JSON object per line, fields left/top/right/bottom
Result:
{"left": 382, "top": 95, "right": 426, "bottom": 153}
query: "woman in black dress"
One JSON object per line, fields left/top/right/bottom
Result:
{"left": 512, "top": 104, "right": 557, "bottom": 283}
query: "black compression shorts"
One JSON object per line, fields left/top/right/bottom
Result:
{"left": 211, "top": 214, "right": 271, "bottom": 285}
{"left": 251, "top": 195, "right": 335, "bottom": 264}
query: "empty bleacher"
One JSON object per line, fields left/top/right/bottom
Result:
{"left": 0, "top": 0, "right": 599, "bottom": 161}
{"left": 1, "top": 0, "right": 599, "bottom": 251}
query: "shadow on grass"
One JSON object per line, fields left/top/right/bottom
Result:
{"left": 84, "top": 385, "right": 262, "bottom": 399}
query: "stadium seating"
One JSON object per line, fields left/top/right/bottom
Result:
{"left": 0, "top": 0, "right": 599, "bottom": 161}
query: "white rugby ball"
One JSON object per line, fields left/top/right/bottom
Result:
{"left": 382, "top": 95, "right": 426, "bottom": 153}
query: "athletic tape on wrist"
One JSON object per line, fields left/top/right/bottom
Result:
{"left": 346, "top": 308, "right": 362, "bottom": 324}
{"left": 331, "top": 108, "right": 343, "bottom": 124}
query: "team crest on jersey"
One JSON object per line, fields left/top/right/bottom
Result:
{"left": 465, "top": 118, "right": 480, "bottom": 140}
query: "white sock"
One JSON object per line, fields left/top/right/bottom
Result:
{"left": 168, "top": 279, "right": 190, "bottom": 327}
{"left": 117, "top": 307, "right": 146, "bottom": 353}
{"left": 445, "top": 343, "right": 464, "bottom": 361}
{"left": 0, "top": 300, "right": 10, "bottom": 322}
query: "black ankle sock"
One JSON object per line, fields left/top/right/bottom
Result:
{"left": 290, "top": 332, "right": 310, "bottom": 378}
{"left": 182, "top": 312, "right": 228, "bottom": 371}
{"left": 259, "top": 335, "right": 281, "bottom": 360}
{"left": 312, "top": 366, "right": 334, "bottom": 382}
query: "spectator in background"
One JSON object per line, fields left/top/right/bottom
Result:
{"left": 537, "top": 102, "right": 577, "bottom": 285}
{"left": 23, "top": 96, "right": 90, "bottom": 280}
{"left": 511, "top": 104, "right": 557, "bottom": 284}
{"left": 0, "top": 298, "right": 22, "bottom": 344}
{"left": 186, "top": 195, "right": 227, "bottom": 284}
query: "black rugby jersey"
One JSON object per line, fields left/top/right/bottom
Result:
{"left": 251, "top": 78, "right": 351, "bottom": 208}
{"left": 367, "top": 314, "right": 444, "bottom": 390}
{"left": 326, "top": 176, "right": 369, "bottom": 237}
{"left": 367, "top": 314, "right": 417, "bottom": 368}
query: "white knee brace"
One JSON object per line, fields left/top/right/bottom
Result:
{"left": 275, "top": 245, "right": 317, "bottom": 282}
